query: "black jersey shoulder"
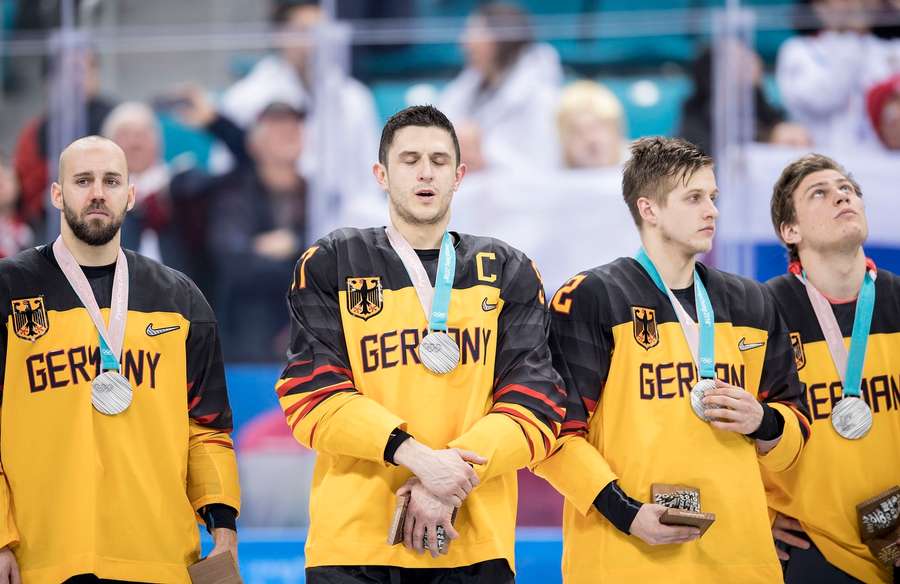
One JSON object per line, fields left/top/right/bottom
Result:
{"left": 311, "top": 227, "right": 536, "bottom": 294}
{"left": 554, "top": 257, "right": 772, "bottom": 331}
{"left": 122, "top": 249, "right": 214, "bottom": 322}
{"left": 552, "top": 257, "right": 650, "bottom": 327}
{"left": 0, "top": 245, "right": 209, "bottom": 321}
{"left": 767, "top": 268, "right": 900, "bottom": 341}
{"left": 701, "top": 264, "right": 772, "bottom": 330}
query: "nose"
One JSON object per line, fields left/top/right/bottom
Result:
{"left": 834, "top": 185, "right": 851, "bottom": 206}
{"left": 418, "top": 159, "right": 434, "bottom": 182}
{"left": 89, "top": 181, "right": 105, "bottom": 200}
{"left": 704, "top": 197, "right": 719, "bottom": 220}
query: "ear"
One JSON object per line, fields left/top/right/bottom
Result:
{"left": 780, "top": 221, "right": 801, "bottom": 246}
{"left": 50, "top": 182, "right": 64, "bottom": 211}
{"left": 126, "top": 183, "right": 136, "bottom": 213}
{"left": 372, "top": 162, "right": 388, "bottom": 192}
{"left": 636, "top": 196, "right": 657, "bottom": 227}
{"left": 452, "top": 162, "right": 467, "bottom": 191}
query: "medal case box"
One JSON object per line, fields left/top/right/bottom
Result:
{"left": 188, "top": 551, "right": 242, "bottom": 584}
{"left": 856, "top": 486, "right": 900, "bottom": 566}
{"left": 652, "top": 483, "right": 716, "bottom": 536}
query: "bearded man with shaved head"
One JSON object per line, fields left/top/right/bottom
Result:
{"left": 0, "top": 136, "right": 241, "bottom": 584}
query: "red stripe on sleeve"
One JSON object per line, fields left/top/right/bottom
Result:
{"left": 276, "top": 364, "right": 354, "bottom": 397}
{"left": 283, "top": 382, "right": 355, "bottom": 417}
{"left": 202, "top": 438, "right": 234, "bottom": 450}
{"left": 494, "top": 384, "right": 565, "bottom": 418}
{"left": 492, "top": 406, "right": 535, "bottom": 460}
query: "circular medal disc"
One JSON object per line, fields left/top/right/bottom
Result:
{"left": 831, "top": 396, "right": 872, "bottom": 440}
{"left": 92, "top": 371, "right": 133, "bottom": 415}
{"left": 690, "top": 378, "right": 717, "bottom": 422}
{"left": 419, "top": 331, "right": 460, "bottom": 375}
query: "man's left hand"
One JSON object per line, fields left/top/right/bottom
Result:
{"left": 208, "top": 528, "right": 239, "bottom": 565}
{"left": 702, "top": 380, "right": 764, "bottom": 435}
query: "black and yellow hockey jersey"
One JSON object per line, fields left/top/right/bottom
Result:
{"left": 0, "top": 245, "right": 240, "bottom": 584}
{"left": 534, "top": 257, "right": 811, "bottom": 584}
{"left": 764, "top": 268, "right": 900, "bottom": 583}
{"left": 275, "top": 227, "right": 565, "bottom": 570}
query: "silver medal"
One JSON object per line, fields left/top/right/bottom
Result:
{"left": 419, "top": 331, "right": 460, "bottom": 375}
{"left": 831, "top": 396, "right": 872, "bottom": 440}
{"left": 92, "top": 371, "right": 133, "bottom": 415}
{"left": 690, "top": 378, "right": 717, "bottom": 422}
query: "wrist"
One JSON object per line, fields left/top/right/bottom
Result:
{"left": 393, "top": 438, "right": 429, "bottom": 472}
{"left": 384, "top": 427, "right": 414, "bottom": 465}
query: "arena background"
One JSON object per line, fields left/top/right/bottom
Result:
{"left": 2, "top": 1, "right": 900, "bottom": 581}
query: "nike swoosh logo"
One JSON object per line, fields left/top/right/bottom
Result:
{"left": 482, "top": 298, "right": 498, "bottom": 312}
{"left": 738, "top": 337, "right": 765, "bottom": 351}
{"left": 146, "top": 323, "right": 181, "bottom": 337}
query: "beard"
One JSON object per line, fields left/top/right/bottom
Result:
{"left": 63, "top": 198, "right": 124, "bottom": 246}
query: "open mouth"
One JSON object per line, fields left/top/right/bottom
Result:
{"left": 415, "top": 189, "right": 436, "bottom": 199}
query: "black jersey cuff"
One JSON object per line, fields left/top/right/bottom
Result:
{"left": 200, "top": 504, "right": 237, "bottom": 533}
{"left": 384, "top": 427, "right": 413, "bottom": 465}
{"left": 593, "top": 480, "right": 642, "bottom": 535}
{"left": 748, "top": 403, "right": 785, "bottom": 441}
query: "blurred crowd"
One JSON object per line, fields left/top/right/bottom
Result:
{"left": 2, "top": 0, "right": 900, "bottom": 363}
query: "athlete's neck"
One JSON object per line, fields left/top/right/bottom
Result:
{"left": 799, "top": 246, "right": 867, "bottom": 301}
{"left": 641, "top": 233, "right": 696, "bottom": 289}
{"left": 60, "top": 223, "right": 121, "bottom": 266}
{"left": 389, "top": 209, "right": 448, "bottom": 250}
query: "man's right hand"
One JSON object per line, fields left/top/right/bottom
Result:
{"left": 0, "top": 547, "right": 20, "bottom": 584}
{"left": 772, "top": 512, "right": 809, "bottom": 561}
{"left": 393, "top": 439, "right": 487, "bottom": 507}
{"left": 628, "top": 504, "right": 701, "bottom": 546}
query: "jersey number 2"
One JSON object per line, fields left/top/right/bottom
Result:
{"left": 551, "top": 274, "right": 586, "bottom": 314}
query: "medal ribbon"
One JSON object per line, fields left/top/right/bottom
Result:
{"left": 385, "top": 226, "right": 456, "bottom": 332}
{"left": 635, "top": 248, "right": 716, "bottom": 378}
{"left": 52, "top": 236, "right": 129, "bottom": 372}
{"left": 795, "top": 268, "right": 876, "bottom": 398}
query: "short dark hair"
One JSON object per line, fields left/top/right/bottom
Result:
{"left": 622, "top": 137, "right": 713, "bottom": 227}
{"left": 770, "top": 153, "right": 862, "bottom": 262}
{"left": 378, "top": 105, "right": 461, "bottom": 166}
{"left": 271, "top": 0, "right": 319, "bottom": 25}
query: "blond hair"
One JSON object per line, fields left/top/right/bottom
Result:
{"left": 557, "top": 80, "right": 625, "bottom": 133}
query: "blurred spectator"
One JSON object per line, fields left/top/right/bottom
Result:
{"left": 556, "top": 80, "right": 627, "bottom": 169}
{"left": 13, "top": 47, "right": 115, "bottom": 235}
{"left": 681, "top": 44, "right": 812, "bottom": 153}
{"left": 439, "top": 2, "right": 563, "bottom": 171}
{"left": 218, "top": 0, "right": 378, "bottom": 207}
{"left": 101, "top": 102, "right": 180, "bottom": 264}
{"left": 872, "top": 0, "right": 900, "bottom": 39}
{"left": 207, "top": 102, "right": 307, "bottom": 362}
{"left": 100, "top": 95, "right": 237, "bottom": 296}
{"left": 0, "top": 150, "right": 32, "bottom": 259}
{"left": 776, "top": 0, "right": 900, "bottom": 148}
{"left": 866, "top": 72, "right": 900, "bottom": 149}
